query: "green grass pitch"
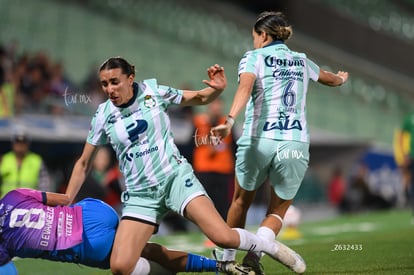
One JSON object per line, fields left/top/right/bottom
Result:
{"left": 13, "top": 209, "right": 414, "bottom": 274}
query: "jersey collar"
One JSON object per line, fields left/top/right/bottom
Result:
{"left": 118, "top": 82, "right": 138, "bottom": 108}
{"left": 264, "top": 40, "right": 284, "bottom": 48}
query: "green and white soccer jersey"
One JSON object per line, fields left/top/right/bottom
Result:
{"left": 87, "top": 79, "right": 185, "bottom": 192}
{"left": 239, "top": 42, "right": 320, "bottom": 143}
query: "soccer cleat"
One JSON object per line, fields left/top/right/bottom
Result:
{"left": 267, "top": 240, "right": 306, "bottom": 274}
{"left": 213, "top": 248, "right": 256, "bottom": 275}
{"left": 242, "top": 251, "right": 265, "bottom": 275}
{"left": 216, "top": 261, "right": 256, "bottom": 275}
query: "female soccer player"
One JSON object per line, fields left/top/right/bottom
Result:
{"left": 63, "top": 57, "right": 305, "bottom": 274}
{"left": 211, "top": 11, "right": 349, "bottom": 274}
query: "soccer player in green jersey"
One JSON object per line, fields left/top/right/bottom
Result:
{"left": 211, "top": 11, "right": 349, "bottom": 274}
{"left": 64, "top": 57, "right": 306, "bottom": 274}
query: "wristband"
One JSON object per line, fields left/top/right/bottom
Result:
{"left": 225, "top": 115, "right": 235, "bottom": 127}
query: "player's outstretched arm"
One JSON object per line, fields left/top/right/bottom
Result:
{"left": 65, "top": 142, "right": 99, "bottom": 204}
{"left": 181, "top": 64, "right": 227, "bottom": 106}
{"left": 318, "top": 69, "right": 348, "bottom": 87}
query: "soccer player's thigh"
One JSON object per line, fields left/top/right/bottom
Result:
{"left": 235, "top": 136, "right": 275, "bottom": 191}
{"left": 166, "top": 162, "right": 208, "bottom": 216}
{"left": 270, "top": 141, "right": 309, "bottom": 200}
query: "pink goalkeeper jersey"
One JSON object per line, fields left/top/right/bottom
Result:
{"left": 0, "top": 189, "right": 83, "bottom": 251}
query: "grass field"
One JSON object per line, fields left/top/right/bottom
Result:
{"left": 13, "top": 208, "right": 414, "bottom": 275}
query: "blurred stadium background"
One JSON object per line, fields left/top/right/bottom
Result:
{"left": 0, "top": 0, "right": 413, "bottom": 229}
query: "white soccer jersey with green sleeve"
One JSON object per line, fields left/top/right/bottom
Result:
{"left": 239, "top": 42, "right": 320, "bottom": 143}
{"left": 87, "top": 79, "right": 185, "bottom": 191}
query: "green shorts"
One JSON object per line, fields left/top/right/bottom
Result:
{"left": 235, "top": 136, "right": 309, "bottom": 200}
{"left": 121, "top": 162, "right": 207, "bottom": 226}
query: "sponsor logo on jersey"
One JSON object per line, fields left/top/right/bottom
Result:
{"left": 185, "top": 178, "right": 193, "bottom": 187}
{"left": 126, "top": 120, "right": 148, "bottom": 142}
{"left": 144, "top": 95, "right": 156, "bottom": 108}
{"left": 263, "top": 112, "right": 302, "bottom": 131}
{"left": 125, "top": 146, "right": 159, "bottom": 161}
{"left": 264, "top": 56, "right": 305, "bottom": 68}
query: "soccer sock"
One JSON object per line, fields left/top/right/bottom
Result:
{"left": 234, "top": 228, "right": 278, "bottom": 256}
{"left": 132, "top": 258, "right": 175, "bottom": 275}
{"left": 148, "top": 260, "right": 175, "bottom": 274}
{"left": 223, "top": 248, "right": 237, "bottom": 261}
{"left": 0, "top": 261, "right": 18, "bottom": 275}
{"left": 185, "top": 253, "right": 217, "bottom": 272}
{"left": 131, "top": 257, "right": 150, "bottom": 275}
{"left": 257, "top": 226, "right": 276, "bottom": 240}
{"left": 255, "top": 226, "right": 276, "bottom": 257}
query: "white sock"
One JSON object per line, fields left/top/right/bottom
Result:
{"left": 223, "top": 248, "right": 237, "bottom": 261}
{"left": 234, "top": 228, "right": 278, "bottom": 256}
{"left": 131, "top": 258, "right": 175, "bottom": 275}
{"left": 255, "top": 226, "right": 276, "bottom": 258}
{"left": 257, "top": 226, "right": 276, "bottom": 241}
{"left": 131, "top": 257, "right": 150, "bottom": 275}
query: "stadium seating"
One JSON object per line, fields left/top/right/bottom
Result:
{"left": 310, "top": 0, "right": 414, "bottom": 42}
{"left": 0, "top": 0, "right": 411, "bottom": 145}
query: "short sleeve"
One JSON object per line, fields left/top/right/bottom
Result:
{"left": 157, "top": 85, "right": 183, "bottom": 105}
{"left": 14, "top": 188, "right": 43, "bottom": 202}
{"left": 306, "top": 57, "right": 320, "bottom": 82}
{"left": 238, "top": 50, "right": 256, "bottom": 76}
{"left": 87, "top": 106, "right": 108, "bottom": 145}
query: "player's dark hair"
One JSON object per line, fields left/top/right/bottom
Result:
{"left": 99, "top": 57, "right": 135, "bottom": 76}
{"left": 254, "top": 11, "right": 292, "bottom": 42}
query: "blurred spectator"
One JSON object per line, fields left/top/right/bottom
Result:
{"left": 169, "top": 105, "right": 195, "bottom": 164}
{"left": 82, "top": 63, "right": 107, "bottom": 109}
{"left": 340, "top": 163, "right": 392, "bottom": 213}
{"left": 0, "top": 45, "right": 16, "bottom": 118}
{"left": 193, "top": 97, "right": 235, "bottom": 220}
{"left": 0, "top": 41, "right": 86, "bottom": 115}
{"left": 0, "top": 130, "right": 51, "bottom": 197}
{"left": 0, "top": 62, "right": 10, "bottom": 117}
{"left": 10, "top": 54, "right": 29, "bottom": 115}
{"left": 44, "top": 61, "right": 75, "bottom": 115}
{"left": 328, "top": 167, "right": 346, "bottom": 208}
{"left": 19, "top": 51, "right": 51, "bottom": 110}
{"left": 49, "top": 61, "right": 72, "bottom": 97}
{"left": 397, "top": 111, "right": 414, "bottom": 221}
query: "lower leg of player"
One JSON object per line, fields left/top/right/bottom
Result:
{"left": 185, "top": 253, "right": 217, "bottom": 272}
{"left": 234, "top": 228, "right": 306, "bottom": 274}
